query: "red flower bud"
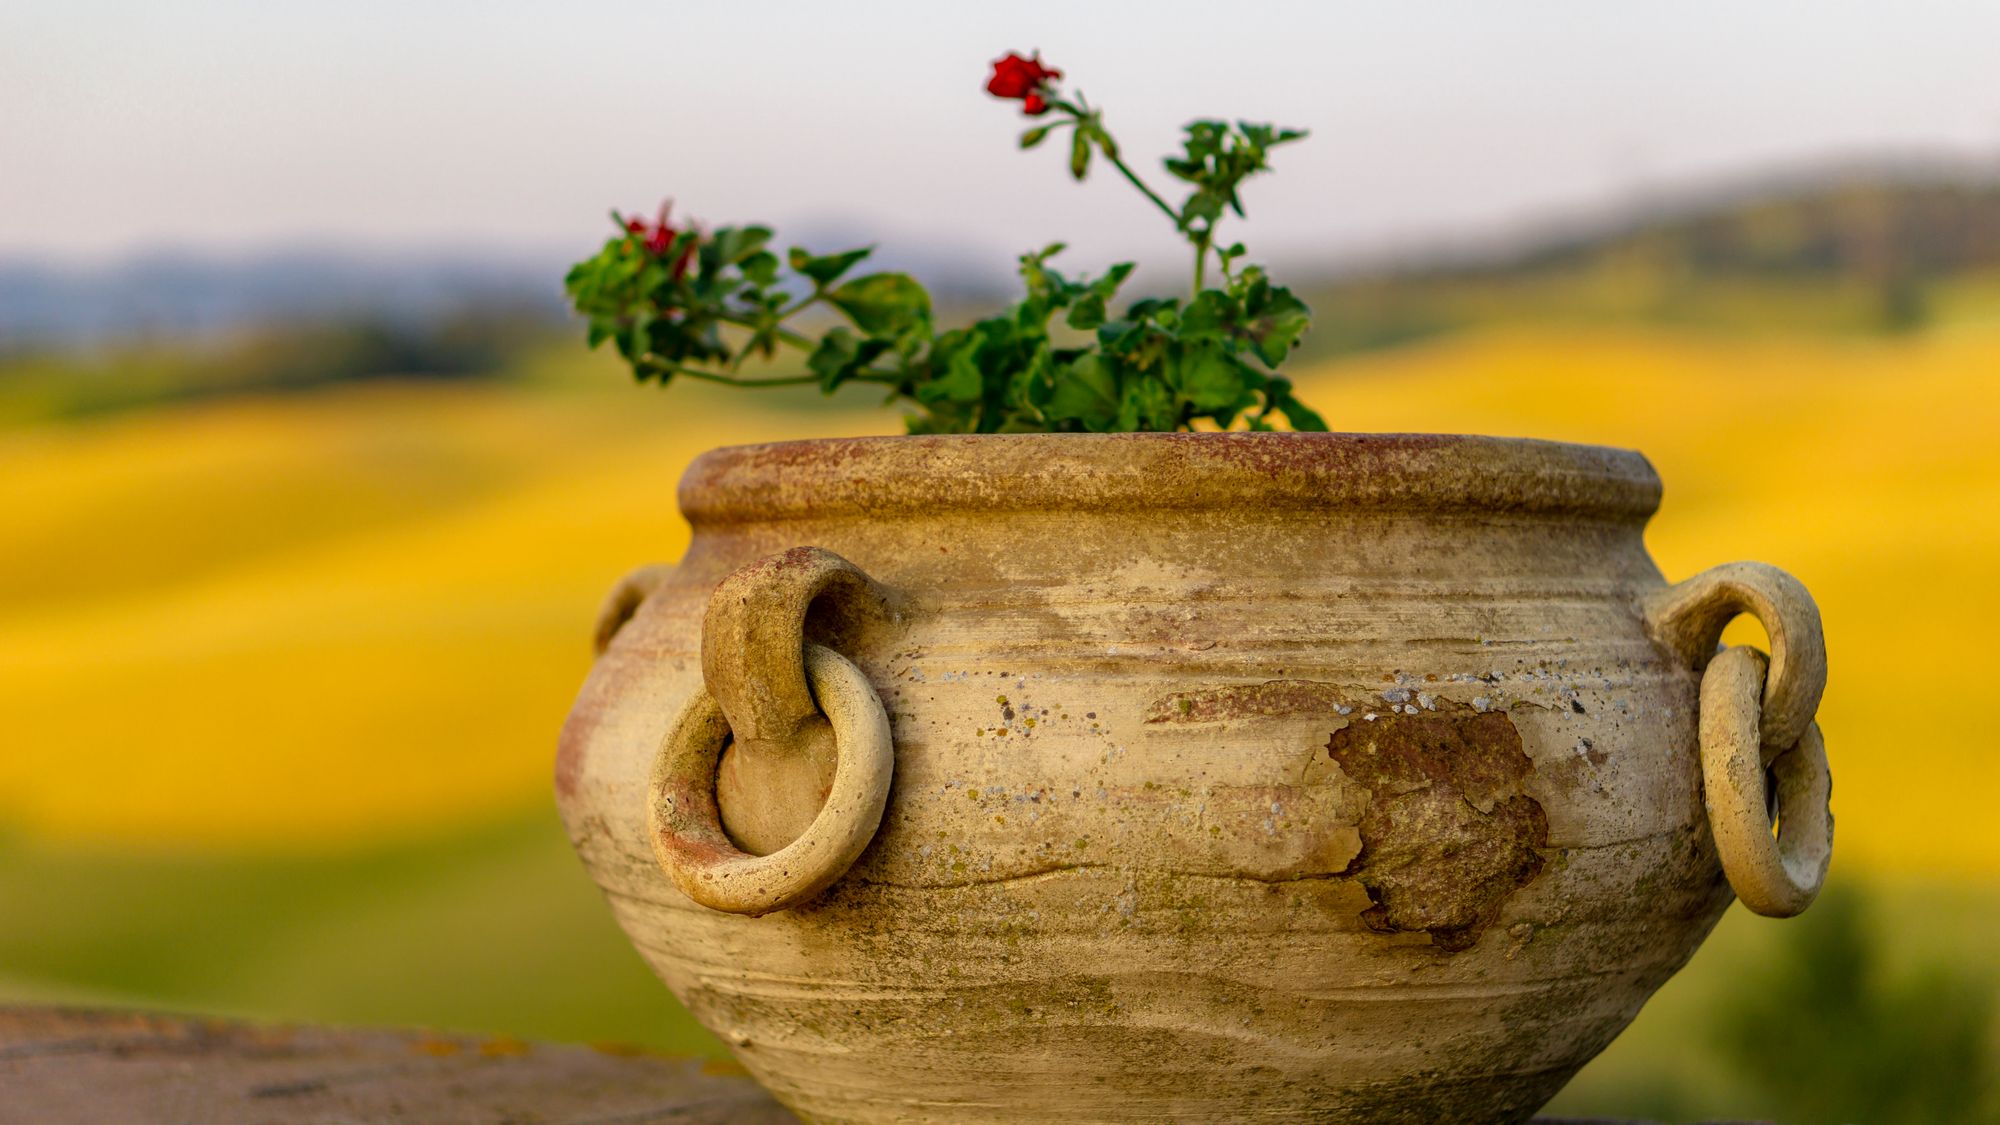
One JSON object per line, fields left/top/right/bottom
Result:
{"left": 626, "top": 200, "right": 697, "bottom": 279}
{"left": 986, "top": 52, "right": 1061, "bottom": 111}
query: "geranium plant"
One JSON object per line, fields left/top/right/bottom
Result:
{"left": 564, "top": 52, "right": 1323, "bottom": 433}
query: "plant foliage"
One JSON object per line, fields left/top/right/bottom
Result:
{"left": 564, "top": 52, "right": 1322, "bottom": 434}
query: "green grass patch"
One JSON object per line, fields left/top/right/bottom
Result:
{"left": 0, "top": 806, "right": 721, "bottom": 1055}
{"left": 1549, "top": 873, "right": 2000, "bottom": 1123}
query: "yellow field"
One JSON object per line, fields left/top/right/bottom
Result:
{"left": 3, "top": 327, "right": 1997, "bottom": 876}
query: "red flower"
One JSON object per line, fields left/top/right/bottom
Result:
{"left": 986, "top": 51, "right": 1060, "bottom": 114}
{"left": 625, "top": 200, "right": 696, "bottom": 279}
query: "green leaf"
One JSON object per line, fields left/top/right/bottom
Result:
{"left": 1117, "top": 376, "right": 1177, "bottom": 432}
{"left": 739, "top": 250, "right": 780, "bottom": 287}
{"left": 1093, "top": 262, "right": 1136, "bottom": 296}
{"left": 1270, "top": 378, "right": 1328, "bottom": 431}
{"left": 1181, "top": 192, "right": 1225, "bottom": 226}
{"left": 605, "top": 244, "right": 645, "bottom": 285}
{"left": 696, "top": 226, "right": 770, "bottom": 278}
{"left": 1066, "top": 293, "right": 1107, "bottom": 331}
{"left": 829, "top": 272, "right": 932, "bottom": 338}
{"left": 1179, "top": 120, "right": 1226, "bottom": 160}
{"left": 1013, "top": 295, "right": 1053, "bottom": 333}
{"left": 1044, "top": 353, "right": 1120, "bottom": 431}
{"left": 1129, "top": 331, "right": 1170, "bottom": 373}
{"left": 1019, "top": 250, "right": 1071, "bottom": 303}
{"left": 788, "top": 246, "right": 872, "bottom": 286}
{"left": 1177, "top": 289, "right": 1237, "bottom": 340}
{"left": 1245, "top": 283, "right": 1311, "bottom": 366}
{"left": 1101, "top": 321, "right": 1170, "bottom": 373}
{"left": 1009, "top": 340, "right": 1057, "bottom": 415}
{"left": 1090, "top": 124, "right": 1121, "bottom": 162}
{"left": 806, "top": 328, "right": 858, "bottom": 386}
{"left": 1095, "top": 319, "right": 1136, "bottom": 352}
{"left": 918, "top": 328, "right": 986, "bottom": 406}
{"left": 1069, "top": 129, "right": 1092, "bottom": 181}
{"left": 1168, "top": 339, "right": 1252, "bottom": 414}
{"left": 1061, "top": 263, "right": 1134, "bottom": 332}
{"left": 807, "top": 327, "right": 891, "bottom": 391}
{"left": 617, "top": 308, "right": 652, "bottom": 363}
{"left": 1020, "top": 125, "right": 1053, "bottom": 149}
{"left": 716, "top": 226, "right": 773, "bottom": 265}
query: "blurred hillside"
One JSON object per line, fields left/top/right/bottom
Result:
{"left": 0, "top": 252, "right": 567, "bottom": 348}
{"left": 1297, "top": 161, "right": 2000, "bottom": 354}
{"left": 0, "top": 307, "right": 555, "bottom": 425}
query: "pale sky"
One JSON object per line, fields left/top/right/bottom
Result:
{"left": 4, "top": 1, "right": 1998, "bottom": 271}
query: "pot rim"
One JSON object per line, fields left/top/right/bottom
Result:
{"left": 679, "top": 431, "right": 1660, "bottom": 523}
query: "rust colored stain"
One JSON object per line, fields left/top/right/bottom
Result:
{"left": 553, "top": 704, "right": 598, "bottom": 802}
{"left": 1187, "top": 430, "right": 1461, "bottom": 483}
{"left": 1145, "top": 680, "right": 1355, "bottom": 724}
{"left": 1325, "top": 707, "right": 1548, "bottom": 952}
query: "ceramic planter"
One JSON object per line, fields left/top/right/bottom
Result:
{"left": 556, "top": 432, "right": 1831, "bottom": 1124}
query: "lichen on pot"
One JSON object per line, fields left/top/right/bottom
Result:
{"left": 556, "top": 431, "right": 1831, "bottom": 1124}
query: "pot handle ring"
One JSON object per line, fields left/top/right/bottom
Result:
{"left": 1645, "top": 562, "right": 1831, "bottom": 917}
{"left": 647, "top": 547, "right": 895, "bottom": 916}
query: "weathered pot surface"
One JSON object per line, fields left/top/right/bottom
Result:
{"left": 557, "top": 432, "right": 1831, "bottom": 1124}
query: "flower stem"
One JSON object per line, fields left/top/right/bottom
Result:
{"left": 1087, "top": 118, "right": 1210, "bottom": 296}
{"left": 639, "top": 356, "right": 818, "bottom": 387}
{"left": 681, "top": 368, "right": 821, "bottom": 387}
{"left": 714, "top": 312, "right": 815, "bottom": 351}
{"left": 1101, "top": 145, "right": 1181, "bottom": 231}
{"left": 775, "top": 290, "right": 825, "bottom": 320}
{"left": 639, "top": 354, "right": 899, "bottom": 390}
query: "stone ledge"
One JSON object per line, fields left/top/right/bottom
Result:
{"left": 0, "top": 1005, "right": 1760, "bottom": 1124}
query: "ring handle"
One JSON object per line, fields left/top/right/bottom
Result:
{"left": 1644, "top": 560, "right": 1826, "bottom": 751}
{"left": 650, "top": 644, "right": 893, "bottom": 915}
{"left": 648, "top": 547, "right": 894, "bottom": 915}
{"left": 1645, "top": 562, "right": 1832, "bottom": 917}
{"left": 701, "top": 547, "right": 882, "bottom": 755}
{"left": 592, "top": 563, "right": 676, "bottom": 656}
{"left": 1699, "top": 646, "right": 1833, "bottom": 916}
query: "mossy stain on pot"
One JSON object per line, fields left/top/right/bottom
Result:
{"left": 1325, "top": 706, "right": 1549, "bottom": 952}
{"left": 1144, "top": 680, "right": 1357, "bottom": 724}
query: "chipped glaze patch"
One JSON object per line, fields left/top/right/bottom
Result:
{"left": 1324, "top": 705, "right": 1549, "bottom": 951}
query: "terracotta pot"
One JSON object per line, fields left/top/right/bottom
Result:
{"left": 556, "top": 432, "right": 1831, "bottom": 1124}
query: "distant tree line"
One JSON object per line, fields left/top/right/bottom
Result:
{"left": 223, "top": 305, "right": 555, "bottom": 390}
{"left": 0, "top": 302, "right": 562, "bottom": 423}
{"left": 1294, "top": 170, "right": 2000, "bottom": 356}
